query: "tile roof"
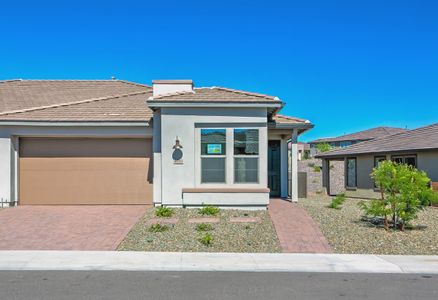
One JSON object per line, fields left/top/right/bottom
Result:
{"left": 0, "top": 80, "right": 288, "bottom": 122}
{"left": 274, "top": 114, "right": 309, "bottom": 125}
{"left": 0, "top": 80, "right": 152, "bottom": 122}
{"left": 309, "top": 126, "right": 407, "bottom": 144}
{"left": 316, "top": 123, "right": 438, "bottom": 158}
{"left": 148, "top": 87, "right": 283, "bottom": 104}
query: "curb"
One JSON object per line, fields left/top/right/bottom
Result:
{"left": 0, "top": 251, "right": 438, "bottom": 274}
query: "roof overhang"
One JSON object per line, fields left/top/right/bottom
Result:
{"left": 268, "top": 122, "right": 314, "bottom": 135}
{"left": 147, "top": 102, "right": 283, "bottom": 109}
{"left": 316, "top": 147, "right": 438, "bottom": 159}
{"left": 0, "top": 121, "right": 150, "bottom": 127}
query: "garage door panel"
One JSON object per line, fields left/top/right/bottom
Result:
{"left": 19, "top": 139, "right": 153, "bottom": 205}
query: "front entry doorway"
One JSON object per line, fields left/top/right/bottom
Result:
{"left": 268, "top": 140, "right": 281, "bottom": 197}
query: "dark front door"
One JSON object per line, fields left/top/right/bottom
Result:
{"left": 268, "top": 140, "right": 281, "bottom": 197}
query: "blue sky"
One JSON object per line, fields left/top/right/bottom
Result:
{"left": 1, "top": 0, "right": 437, "bottom": 141}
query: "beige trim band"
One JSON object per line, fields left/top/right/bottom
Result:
{"left": 182, "top": 188, "right": 270, "bottom": 194}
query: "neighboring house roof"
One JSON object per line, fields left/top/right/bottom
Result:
{"left": 316, "top": 123, "right": 438, "bottom": 158}
{"left": 0, "top": 79, "right": 152, "bottom": 122}
{"left": 148, "top": 87, "right": 283, "bottom": 105}
{"left": 309, "top": 126, "right": 407, "bottom": 144}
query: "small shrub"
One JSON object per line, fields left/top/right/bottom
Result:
{"left": 148, "top": 223, "right": 169, "bottom": 233}
{"left": 196, "top": 223, "right": 213, "bottom": 232}
{"left": 155, "top": 207, "right": 173, "bottom": 217}
{"left": 328, "top": 193, "right": 346, "bottom": 209}
{"left": 419, "top": 189, "right": 438, "bottom": 206}
{"left": 245, "top": 225, "right": 251, "bottom": 230}
{"left": 313, "top": 165, "right": 321, "bottom": 172}
{"left": 199, "top": 205, "right": 220, "bottom": 216}
{"left": 199, "top": 233, "right": 213, "bottom": 246}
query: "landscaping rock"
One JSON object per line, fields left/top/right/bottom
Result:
{"left": 119, "top": 207, "right": 280, "bottom": 253}
{"left": 299, "top": 196, "right": 438, "bottom": 255}
{"left": 188, "top": 217, "right": 220, "bottom": 223}
{"left": 229, "top": 217, "right": 261, "bottom": 223}
{"left": 145, "top": 218, "right": 179, "bottom": 226}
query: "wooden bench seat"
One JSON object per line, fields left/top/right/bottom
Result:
{"left": 182, "top": 188, "right": 270, "bottom": 194}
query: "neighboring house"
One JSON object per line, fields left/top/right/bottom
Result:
{"left": 0, "top": 79, "right": 313, "bottom": 208}
{"left": 288, "top": 142, "right": 310, "bottom": 161}
{"left": 309, "top": 126, "right": 407, "bottom": 156}
{"left": 316, "top": 123, "right": 438, "bottom": 198}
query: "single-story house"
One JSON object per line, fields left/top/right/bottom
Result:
{"left": 0, "top": 79, "right": 313, "bottom": 208}
{"left": 316, "top": 123, "right": 438, "bottom": 198}
{"left": 309, "top": 126, "right": 407, "bottom": 156}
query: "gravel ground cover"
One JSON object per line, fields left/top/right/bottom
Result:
{"left": 118, "top": 207, "right": 281, "bottom": 252}
{"left": 299, "top": 196, "right": 438, "bottom": 255}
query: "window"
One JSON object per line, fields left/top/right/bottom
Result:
{"left": 340, "top": 141, "right": 352, "bottom": 148}
{"left": 374, "top": 156, "right": 386, "bottom": 168}
{"left": 234, "top": 129, "right": 259, "bottom": 183}
{"left": 201, "top": 129, "right": 226, "bottom": 183}
{"left": 374, "top": 156, "right": 386, "bottom": 188}
{"left": 346, "top": 158, "right": 357, "bottom": 188}
{"left": 391, "top": 155, "right": 417, "bottom": 167}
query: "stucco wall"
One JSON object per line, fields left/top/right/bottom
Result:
{"left": 356, "top": 155, "right": 375, "bottom": 189}
{"left": 159, "top": 107, "right": 268, "bottom": 206}
{"left": 418, "top": 151, "right": 438, "bottom": 182}
{"left": 338, "top": 152, "right": 438, "bottom": 199}
{"left": 0, "top": 138, "right": 11, "bottom": 204}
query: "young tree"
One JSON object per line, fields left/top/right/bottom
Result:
{"left": 361, "top": 160, "right": 431, "bottom": 231}
{"left": 316, "top": 142, "right": 331, "bottom": 153}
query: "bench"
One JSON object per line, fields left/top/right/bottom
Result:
{"left": 181, "top": 188, "right": 270, "bottom": 207}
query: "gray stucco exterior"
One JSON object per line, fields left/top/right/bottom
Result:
{"left": 321, "top": 150, "right": 438, "bottom": 198}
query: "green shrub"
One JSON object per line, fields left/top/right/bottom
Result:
{"left": 419, "top": 189, "right": 438, "bottom": 206}
{"left": 199, "top": 233, "right": 213, "bottom": 246}
{"left": 313, "top": 165, "right": 321, "bottom": 172}
{"left": 155, "top": 207, "right": 174, "bottom": 217}
{"left": 316, "top": 143, "right": 331, "bottom": 153}
{"left": 365, "top": 160, "right": 431, "bottom": 231}
{"left": 148, "top": 223, "right": 169, "bottom": 233}
{"left": 199, "top": 205, "right": 220, "bottom": 216}
{"left": 328, "top": 193, "right": 346, "bottom": 209}
{"left": 196, "top": 223, "right": 213, "bottom": 232}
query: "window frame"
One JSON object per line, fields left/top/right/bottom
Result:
{"left": 373, "top": 156, "right": 386, "bottom": 188}
{"left": 345, "top": 157, "right": 357, "bottom": 189}
{"left": 200, "top": 128, "right": 227, "bottom": 184}
{"left": 197, "top": 127, "right": 262, "bottom": 186}
{"left": 391, "top": 154, "right": 417, "bottom": 168}
{"left": 233, "top": 128, "right": 260, "bottom": 184}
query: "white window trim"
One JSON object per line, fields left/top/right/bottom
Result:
{"left": 196, "top": 127, "right": 262, "bottom": 188}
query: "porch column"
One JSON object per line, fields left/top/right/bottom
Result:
{"left": 290, "top": 129, "right": 299, "bottom": 202}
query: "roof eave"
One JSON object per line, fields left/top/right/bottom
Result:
{"left": 0, "top": 120, "right": 150, "bottom": 127}
{"left": 316, "top": 147, "right": 438, "bottom": 159}
{"left": 147, "top": 102, "right": 283, "bottom": 109}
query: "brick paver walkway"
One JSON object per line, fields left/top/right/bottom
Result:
{"left": 269, "top": 199, "right": 332, "bottom": 253}
{"left": 0, "top": 205, "right": 148, "bottom": 250}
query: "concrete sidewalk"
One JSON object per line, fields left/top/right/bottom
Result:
{"left": 0, "top": 251, "right": 437, "bottom": 274}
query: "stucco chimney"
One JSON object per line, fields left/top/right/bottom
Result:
{"left": 152, "top": 80, "right": 194, "bottom": 97}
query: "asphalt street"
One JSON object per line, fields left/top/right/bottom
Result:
{"left": 0, "top": 271, "right": 437, "bottom": 300}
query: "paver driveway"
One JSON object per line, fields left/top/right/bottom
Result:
{"left": 0, "top": 205, "right": 148, "bottom": 250}
{"left": 269, "top": 199, "right": 332, "bottom": 253}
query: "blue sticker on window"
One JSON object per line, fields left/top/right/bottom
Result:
{"left": 207, "top": 144, "right": 222, "bottom": 154}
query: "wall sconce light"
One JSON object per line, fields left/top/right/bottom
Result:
{"left": 173, "top": 136, "right": 183, "bottom": 150}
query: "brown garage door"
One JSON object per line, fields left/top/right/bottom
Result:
{"left": 19, "top": 138, "right": 153, "bottom": 205}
